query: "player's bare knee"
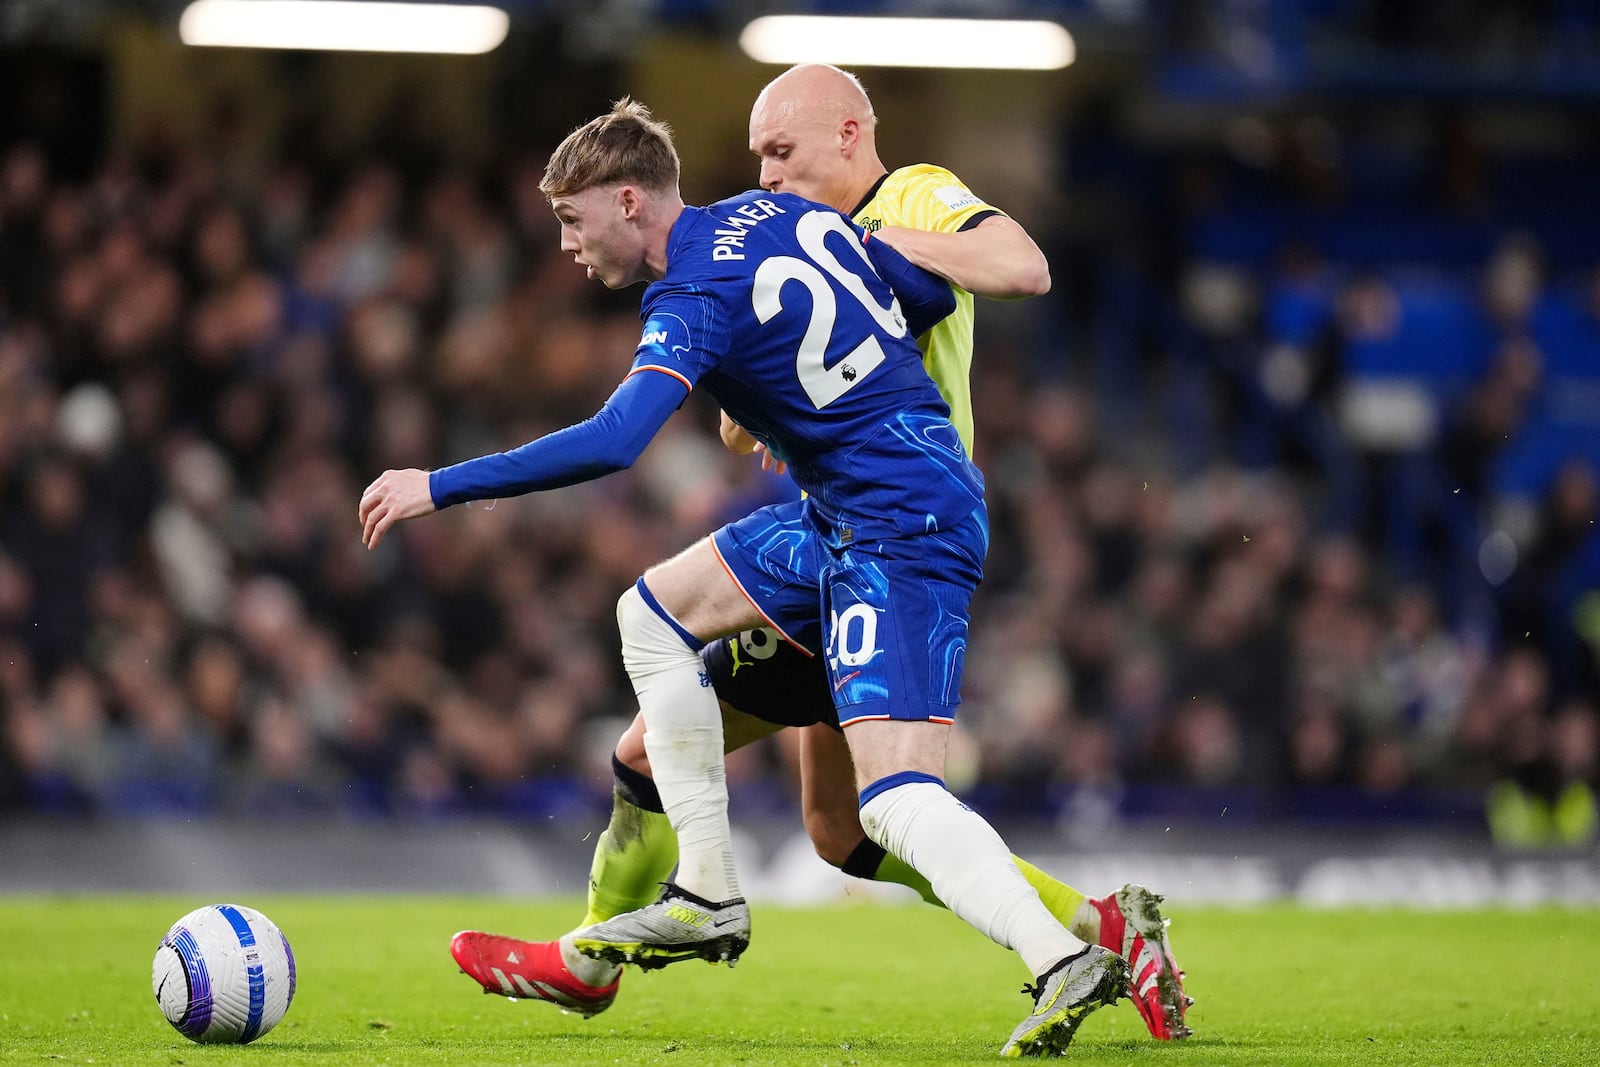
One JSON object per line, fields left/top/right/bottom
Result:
{"left": 614, "top": 713, "right": 651, "bottom": 775}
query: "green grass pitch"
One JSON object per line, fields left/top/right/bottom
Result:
{"left": 2, "top": 896, "right": 1597, "bottom": 1065}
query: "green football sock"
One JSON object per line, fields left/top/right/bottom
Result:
{"left": 846, "top": 838, "right": 1090, "bottom": 926}
{"left": 580, "top": 761, "right": 680, "bottom": 927}
{"left": 1013, "top": 856, "right": 1089, "bottom": 930}
{"left": 873, "top": 848, "right": 942, "bottom": 905}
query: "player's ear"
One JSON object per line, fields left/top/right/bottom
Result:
{"left": 839, "top": 118, "right": 860, "bottom": 157}
{"left": 618, "top": 184, "right": 641, "bottom": 220}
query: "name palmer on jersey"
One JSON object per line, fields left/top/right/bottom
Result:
{"left": 711, "top": 197, "right": 787, "bottom": 261}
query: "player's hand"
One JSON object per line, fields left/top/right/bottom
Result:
{"left": 721, "top": 410, "right": 787, "bottom": 474}
{"left": 752, "top": 441, "right": 787, "bottom": 475}
{"left": 719, "top": 410, "right": 758, "bottom": 454}
{"left": 359, "top": 468, "right": 436, "bottom": 550}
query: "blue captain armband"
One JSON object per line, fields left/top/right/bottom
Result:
{"left": 428, "top": 368, "right": 690, "bottom": 508}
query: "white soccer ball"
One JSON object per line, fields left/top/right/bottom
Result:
{"left": 151, "top": 903, "right": 297, "bottom": 1044}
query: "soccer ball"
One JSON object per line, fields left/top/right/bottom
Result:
{"left": 152, "top": 904, "right": 297, "bottom": 1044}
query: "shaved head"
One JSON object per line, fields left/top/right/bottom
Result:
{"left": 749, "top": 64, "right": 885, "bottom": 213}
{"left": 752, "top": 64, "right": 877, "bottom": 132}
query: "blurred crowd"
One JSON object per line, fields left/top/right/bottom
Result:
{"left": 1, "top": 85, "right": 1596, "bottom": 847}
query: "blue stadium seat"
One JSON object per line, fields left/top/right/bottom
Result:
{"left": 1315, "top": 210, "right": 1497, "bottom": 269}
{"left": 1343, "top": 276, "right": 1494, "bottom": 400}
{"left": 1492, "top": 421, "right": 1600, "bottom": 498}
{"left": 1188, "top": 205, "right": 1289, "bottom": 268}
{"left": 1265, "top": 275, "right": 1338, "bottom": 345}
{"left": 1531, "top": 291, "right": 1600, "bottom": 379}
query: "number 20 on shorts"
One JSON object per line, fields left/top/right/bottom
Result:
{"left": 827, "top": 603, "right": 881, "bottom": 672}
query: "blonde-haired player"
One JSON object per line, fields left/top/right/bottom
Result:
{"left": 450, "top": 66, "right": 1192, "bottom": 1047}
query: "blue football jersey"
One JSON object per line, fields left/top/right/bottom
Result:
{"left": 631, "top": 190, "right": 985, "bottom": 546}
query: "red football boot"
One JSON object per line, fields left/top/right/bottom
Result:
{"left": 1089, "top": 885, "right": 1193, "bottom": 1039}
{"left": 450, "top": 931, "right": 620, "bottom": 1017}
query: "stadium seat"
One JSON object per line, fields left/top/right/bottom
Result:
{"left": 1530, "top": 292, "right": 1600, "bottom": 426}
{"left": 1491, "top": 421, "right": 1600, "bottom": 498}
{"left": 1264, "top": 274, "right": 1338, "bottom": 345}
{"left": 1343, "top": 276, "right": 1494, "bottom": 399}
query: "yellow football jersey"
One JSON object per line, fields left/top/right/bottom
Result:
{"left": 851, "top": 163, "right": 1002, "bottom": 454}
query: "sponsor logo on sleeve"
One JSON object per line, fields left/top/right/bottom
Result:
{"left": 933, "top": 184, "right": 981, "bottom": 211}
{"left": 639, "top": 313, "right": 693, "bottom": 359}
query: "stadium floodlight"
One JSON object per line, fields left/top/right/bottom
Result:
{"left": 738, "top": 16, "right": 1075, "bottom": 70}
{"left": 178, "top": 0, "right": 510, "bottom": 55}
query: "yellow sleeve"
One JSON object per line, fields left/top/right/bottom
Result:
{"left": 879, "top": 164, "right": 1004, "bottom": 235}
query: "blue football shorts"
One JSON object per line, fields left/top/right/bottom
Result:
{"left": 709, "top": 500, "right": 988, "bottom": 727}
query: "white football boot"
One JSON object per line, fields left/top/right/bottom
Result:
{"left": 572, "top": 883, "right": 750, "bottom": 970}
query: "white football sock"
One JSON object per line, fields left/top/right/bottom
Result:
{"left": 617, "top": 581, "right": 741, "bottom": 904}
{"left": 859, "top": 776, "right": 1085, "bottom": 978}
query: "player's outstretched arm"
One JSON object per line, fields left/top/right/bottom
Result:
{"left": 872, "top": 215, "right": 1050, "bottom": 300}
{"left": 358, "top": 369, "right": 688, "bottom": 549}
